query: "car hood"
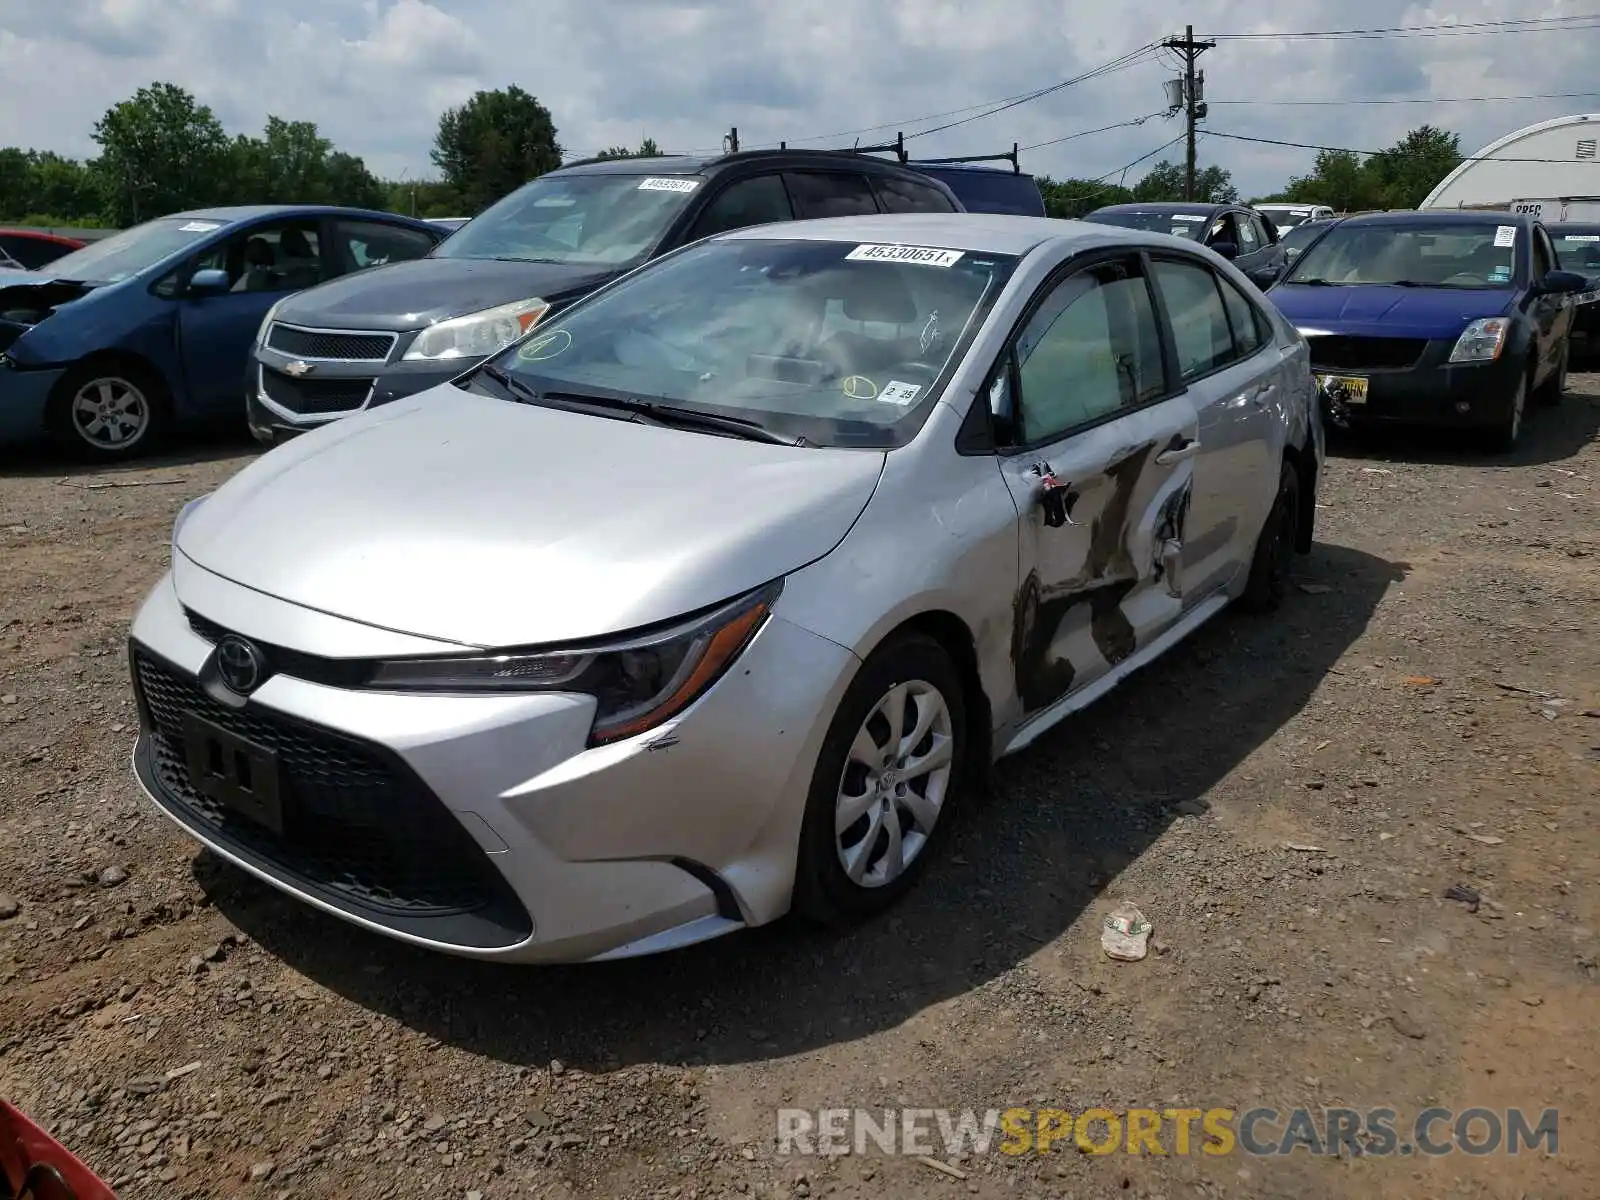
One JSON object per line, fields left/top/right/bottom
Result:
{"left": 272, "top": 256, "right": 623, "bottom": 332}
{"left": 174, "top": 387, "right": 886, "bottom": 647}
{"left": 1270, "top": 283, "right": 1515, "bottom": 339}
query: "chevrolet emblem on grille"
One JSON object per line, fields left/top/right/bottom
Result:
{"left": 283, "top": 359, "right": 313, "bottom": 377}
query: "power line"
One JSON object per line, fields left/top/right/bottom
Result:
{"left": 1210, "top": 90, "right": 1600, "bottom": 107}
{"left": 1019, "top": 112, "right": 1168, "bottom": 152}
{"left": 1049, "top": 134, "right": 1189, "bottom": 206}
{"left": 1205, "top": 14, "right": 1600, "bottom": 40}
{"left": 1200, "top": 128, "right": 1600, "bottom": 164}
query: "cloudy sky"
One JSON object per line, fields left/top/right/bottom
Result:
{"left": 2, "top": 0, "right": 1598, "bottom": 197}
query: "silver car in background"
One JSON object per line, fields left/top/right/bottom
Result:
{"left": 127, "top": 214, "right": 1323, "bottom": 963}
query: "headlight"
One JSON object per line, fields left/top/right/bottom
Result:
{"left": 255, "top": 298, "right": 286, "bottom": 348}
{"left": 364, "top": 581, "right": 779, "bottom": 745}
{"left": 1448, "top": 317, "right": 1510, "bottom": 364}
{"left": 401, "top": 297, "right": 549, "bottom": 362}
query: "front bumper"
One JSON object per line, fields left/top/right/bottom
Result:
{"left": 1309, "top": 337, "right": 1522, "bottom": 429}
{"left": 126, "top": 567, "right": 857, "bottom": 963}
{"left": 0, "top": 362, "right": 65, "bottom": 448}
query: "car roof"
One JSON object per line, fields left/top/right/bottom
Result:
{"left": 1340, "top": 209, "right": 1534, "bottom": 227}
{"left": 1548, "top": 221, "right": 1600, "bottom": 233}
{"left": 550, "top": 148, "right": 960, "bottom": 179}
{"left": 716, "top": 212, "right": 1203, "bottom": 257}
{"left": 165, "top": 204, "right": 434, "bottom": 226}
{"left": 1091, "top": 201, "right": 1226, "bottom": 215}
{"left": 0, "top": 228, "right": 83, "bottom": 242}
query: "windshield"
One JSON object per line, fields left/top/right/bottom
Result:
{"left": 482, "top": 236, "right": 1017, "bottom": 447}
{"left": 1552, "top": 229, "right": 1600, "bottom": 271}
{"left": 1286, "top": 223, "right": 1520, "bottom": 288}
{"left": 1088, "top": 210, "right": 1208, "bottom": 240}
{"left": 1280, "top": 223, "right": 1327, "bottom": 254}
{"left": 39, "top": 216, "right": 230, "bottom": 283}
{"left": 431, "top": 173, "right": 702, "bottom": 267}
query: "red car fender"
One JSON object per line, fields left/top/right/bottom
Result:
{"left": 0, "top": 1102, "right": 116, "bottom": 1200}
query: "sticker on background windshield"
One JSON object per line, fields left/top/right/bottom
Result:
{"left": 178, "top": 221, "right": 221, "bottom": 232}
{"left": 1494, "top": 225, "right": 1517, "bottom": 247}
{"left": 1489, "top": 266, "right": 1511, "bottom": 283}
{"left": 534, "top": 197, "right": 577, "bottom": 207}
{"left": 1169, "top": 214, "right": 1205, "bottom": 221}
{"left": 845, "top": 243, "right": 965, "bottom": 268}
{"left": 1170, "top": 226, "right": 1193, "bottom": 237}
{"left": 638, "top": 177, "right": 699, "bottom": 193}
{"left": 879, "top": 380, "right": 922, "bottom": 406}
{"left": 516, "top": 328, "right": 572, "bottom": 361}
{"left": 841, "top": 375, "right": 878, "bottom": 400}
{"left": 1566, "top": 234, "right": 1600, "bottom": 242}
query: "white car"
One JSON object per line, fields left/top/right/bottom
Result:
{"left": 128, "top": 214, "right": 1324, "bottom": 963}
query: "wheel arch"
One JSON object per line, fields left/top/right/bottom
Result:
{"left": 1282, "top": 438, "right": 1316, "bottom": 554}
{"left": 48, "top": 348, "right": 173, "bottom": 408}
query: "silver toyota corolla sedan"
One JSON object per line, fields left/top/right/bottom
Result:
{"left": 127, "top": 213, "right": 1323, "bottom": 963}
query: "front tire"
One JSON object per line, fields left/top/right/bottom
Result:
{"left": 1483, "top": 371, "right": 1528, "bottom": 454}
{"left": 793, "top": 633, "right": 968, "bottom": 925}
{"left": 1240, "top": 459, "right": 1301, "bottom": 614}
{"left": 1535, "top": 342, "right": 1568, "bottom": 407}
{"left": 46, "top": 360, "right": 170, "bottom": 461}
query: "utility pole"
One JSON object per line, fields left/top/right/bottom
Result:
{"left": 724, "top": 126, "right": 740, "bottom": 154}
{"left": 1163, "top": 25, "right": 1214, "bottom": 200}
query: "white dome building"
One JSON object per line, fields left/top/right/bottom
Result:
{"left": 1422, "top": 114, "right": 1600, "bottom": 213}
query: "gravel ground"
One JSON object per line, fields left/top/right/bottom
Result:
{"left": 1, "top": 385, "right": 1597, "bottom": 1200}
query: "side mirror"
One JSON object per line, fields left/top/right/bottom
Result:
{"left": 188, "top": 268, "right": 231, "bottom": 296}
{"left": 1210, "top": 240, "right": 1239, "bottom": 260}
{"left": 1539, "top": 268, "right": 1588, "bottom": 295}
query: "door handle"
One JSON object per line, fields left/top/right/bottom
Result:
{"left": 1155, "top": 437, "right": 1200, "bottom": 465}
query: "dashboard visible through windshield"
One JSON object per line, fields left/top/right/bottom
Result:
{"left": 1286, "top": 223, "right": 1521, "bottom": 289}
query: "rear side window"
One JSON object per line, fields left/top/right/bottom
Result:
{"left": 688, "top": 174, "right": 794, "bottom": 240}
{"left": 1152, "top": 257, "right": 1237, "bottom": 380}
{"left": 873, "top": 175, "right": 958, "bottom": 214}
{"left": 783, "top": 171, "right": 880, "bottom": 218}
{"left": 332, "top": 220, "right": 438, "bottom": 272}
{"left": 1216, "top": 273, "right": 1267, "bottom": 356}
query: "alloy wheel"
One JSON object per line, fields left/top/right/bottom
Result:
{"left": 70, "top": 377, "right": 150, "bottom": 451}
{"left": 834, "top": 679, "right": 955, "bottom": 889}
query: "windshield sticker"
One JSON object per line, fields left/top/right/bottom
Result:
{"left": 1494, "top": 225, "right": 1517, "bottom": 248}
{"left": 845, "top": 243, "right": 965, "bottom": 268}
{"left": 879, "top": 380, "right": 923, "bottom": 406}
{"left": 516, "top": 328, "right": 572, "bottom": 361}
{"left": 1169, "top": 214, "right": 1206, "bottom": 221}
{"left": 841, "top": 375, "right": 878, "bottom": 401}
{"left": 1489, "top": 265, "right": 1511, "bottom": 283}
{"left": 1170, "top": 226, "right": 1192, "bottom": 237}
{"left": 1565, "top": 234, "right": 1600, "bottom": 242}
{"left": 533, "top": 197, "right": 577, "bottom": 207}
{"left": 638, "top": 177, "right": 700, "bottom": 193}
{"left": 178, "top": 221, "right": 222, "bottom": 232}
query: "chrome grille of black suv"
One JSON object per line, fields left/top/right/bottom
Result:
{"left": 265, "top": 324, "right": 395, "bottom": 361}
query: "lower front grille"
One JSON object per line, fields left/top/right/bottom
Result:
{"left": 1306, "top": 335, "right": 1428, "bottom": 372}
{"left": 259, "top": 367, "right": 373, "bottom": 416}
{"left": 131, "top": 646, "right": 531, "bottom": 946}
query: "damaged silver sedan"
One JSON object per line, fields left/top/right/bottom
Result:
{"left": 127, "top": 213, "right": 1322, "bottom": 963}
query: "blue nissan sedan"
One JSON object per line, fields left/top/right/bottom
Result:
{"left": 0, "top": 206, "right": 443, "bottom": 460}
{"left": 1268, "top": 210, "right": 1588, "bottom": 452}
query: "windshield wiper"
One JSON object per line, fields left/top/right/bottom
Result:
{"left": 476, "top": 363, "right": 542, "bottom": 404}
{"left": 541, "top": 389, "right": 802, "bottom": 445}
{"left": 1288, "top": 277, "right": 1340, "bottom": 286}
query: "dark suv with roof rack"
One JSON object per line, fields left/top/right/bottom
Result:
{"left": 247, "top": 149, "right": 966, "bottom": 443}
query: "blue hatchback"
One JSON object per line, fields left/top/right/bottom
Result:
{"left": 1268, "top": 210, "right": 1590, "bottom": 452}
{"left": 0, "top": 206, "right": 443, "bottom": 460}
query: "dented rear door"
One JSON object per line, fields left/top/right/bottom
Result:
{"left": 990, "top": 252, "right": 1199, "bottom": 719}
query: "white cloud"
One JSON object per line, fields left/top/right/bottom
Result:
{"left": 1, "top": 0, "right": 1598, "bottom": 196}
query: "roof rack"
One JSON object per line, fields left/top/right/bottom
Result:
{"left": 908, "top": 144, "right": 1023, "bottom": 176}
{"left": 773, "top": 133, "right": 910, "bottom": 162}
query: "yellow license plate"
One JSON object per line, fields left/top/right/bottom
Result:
{"left": 1319, "top": 374, "right": 1368, "bottom": 405}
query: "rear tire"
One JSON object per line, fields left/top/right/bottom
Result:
{"left": 793, "top": 633, "right": 968, "bottom": 925}
{"left": 1240, "top": 459, "right": 1300, "bottom": 614}
{"left": 46, "top": 359, "right": 170, "bottom": 462}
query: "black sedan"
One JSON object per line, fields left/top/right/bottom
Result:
{"left": 1081, "top": 201, "right": 1288, "bottom": 287}
{"left": 1547, "top": 222, "right": 1600, "bottom": 361}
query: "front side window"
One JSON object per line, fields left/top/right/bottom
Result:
{"left": 434, "top": 172, "right": 704, "bottom": 267}
{"left": 784, "top": 172, "right": 880, "bottom": 219}
{"left": 1286, "top": 222, "right": 1521, "bottom": 288}
{"left": 874, "top": 175, "right": 959, "bottom": 214}
{"left": 44, "top": 216, "right": 233, "bottom": 284}
{"left": 687, "top": 175, "right": 794, "bottom": 240}
{"left": 484, "top": 237, "right": 1017, "bottom": 448}
{"left": 1236, "top": 214, "right": 1260, "bottom": 252}
{"left": 1010, "top": 257, "right": 1165, "bottom": 444}
{"left": 191, "top": 219, "right": 324, "bottom": 293}
{"left": 1152, "top": 257, "right": 1237, "bottom": 380}
{"left": 332, "top": 220, "right": 438, "bottom": 272}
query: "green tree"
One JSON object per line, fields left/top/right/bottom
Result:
{"left": 228, "top": 117, "right": 386, "bottom": 208}
{"left": 431, "top": 86, "right": 562, "bottom": 212}
{"left": 381, "top": 177, "right": 465, "bottom": 218}
{"left": 1131, "top": 161, "right": 1237, "bottom": 203}
{"left": 1036, "top": 176, "right": 1133, "bottom": 219}
{"left": 1365, "top": 125, "right": 1462, "bottom": 209}
{"left": 1280, "top": 149, "right": 1373, "bottom": 212}
{"left": 592, "top": 137, "right": 664, "bottom": 161}
{"left": 91, "top": 82, "right": 232, "bottom": 224}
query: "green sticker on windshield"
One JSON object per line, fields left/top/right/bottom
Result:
{"left": 518, "top": 328, "right": 572, "bottom": 361}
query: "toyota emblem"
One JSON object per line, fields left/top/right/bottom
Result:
{"left": 215, "top": 636, "right": 267, "bottom": 695}
{"left": 283, "top": 359, "right": 313, "bottom": 377}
